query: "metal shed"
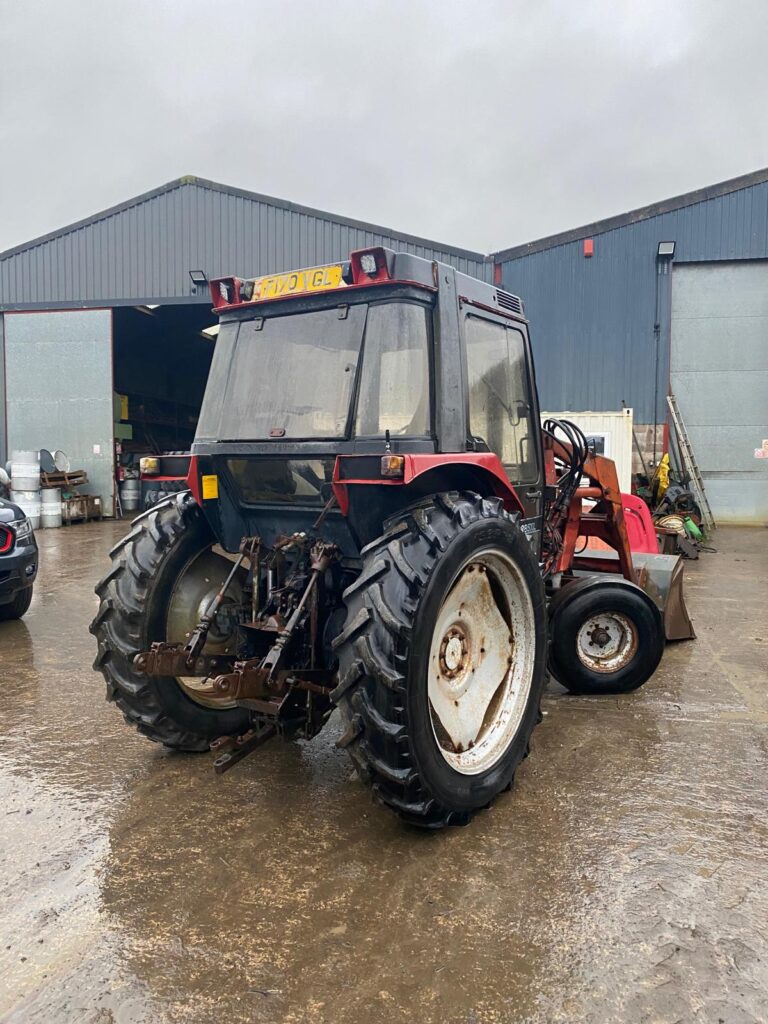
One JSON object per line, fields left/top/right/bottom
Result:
{"left": 491, "top": 167, "right": 768, "bottom": 524}
{"left": 2, "top": 170, "right": 766, "bottom": 524}
{"left": 0, "top": 177, "right": 488, "bottom": 505}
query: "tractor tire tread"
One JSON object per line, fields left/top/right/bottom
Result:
{"left": 334, "top": 490, "right": 544, "bottom": 829}
{"left": 90, "top": 491, "right": 220, "bottom": 752}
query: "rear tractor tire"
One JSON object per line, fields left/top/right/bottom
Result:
{"left": 90, "top": 492, "right": 250, "bottom": 751}
{"left": 548, "top": 578, "right": 664, "bottom": 695}
{"left": 332, "top": 492, "right": 548, "bottom": 829}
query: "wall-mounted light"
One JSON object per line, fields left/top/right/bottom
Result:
{"left": 656, "top": 241, "right": 676, "bottom": 259}
{"left": 583, "top": 238, "right": 594, "bottom": 258}
{"left": 189, "top": 269, "right": 208, "bottom": 287}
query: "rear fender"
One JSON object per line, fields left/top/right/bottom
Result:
{"left": 333, "top": 453, "right": 525, "bottom": 548}
{"left": 333, "top": 453, "right": 524, "bottom": 514}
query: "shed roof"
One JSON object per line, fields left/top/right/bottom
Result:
{"left": 491, "top": 165, "right": 768, "bottom": 262}
{"left": 0, "top": 176, "right": 488, "bottom": 309}
{"left": 0, "top": 175, "right": 486, "bottom": 264}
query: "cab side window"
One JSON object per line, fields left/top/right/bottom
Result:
{"left": 465, "top": 315, "right": 538, "bottom": 483}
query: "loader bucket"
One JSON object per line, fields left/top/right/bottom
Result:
{"left": 631, "top": 552, "right": 696, "bottom": 641}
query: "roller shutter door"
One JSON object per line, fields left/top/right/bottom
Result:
{"left": 670, "top": 261, "right": 768, "bottom": 525}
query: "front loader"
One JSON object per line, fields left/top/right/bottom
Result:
{"left": 91, "top": 247, "right": 693, "bottom": 828}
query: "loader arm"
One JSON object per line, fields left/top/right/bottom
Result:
{"left": 544, "top": 433, "right": 635, "bottom": 582}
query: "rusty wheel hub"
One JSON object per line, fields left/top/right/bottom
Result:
{"left": 576, "top": 612, "right": 638, "bottom": 673}
{"left": 439, "top": 627, "right": 469, "bottom": 679}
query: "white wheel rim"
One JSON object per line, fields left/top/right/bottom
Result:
{"left": 575, "top": 611, "right": 637, "bottom": 673}
{"left": 427, "top": 549, "right": 536, "bottom": 776}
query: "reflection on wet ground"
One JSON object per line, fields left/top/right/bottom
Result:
{"left": 0, "top": 521, "right": 766, "bottom": 1023}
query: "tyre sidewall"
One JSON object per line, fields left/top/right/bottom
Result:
{"left": 549, "top": 583, "right": 664, "bottom": 694}
{"left": 405, "top": 516, "right": 547, "bottom": 812}
{"left": 0, "top": 583, "right": 33, "bottom": 621}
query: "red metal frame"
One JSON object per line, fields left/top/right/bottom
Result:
{"left": 332, "top": 453, "right": 526, "bottom": 516}
{"left": 185, "top": 454, "right": 201, "bottom": 504}
{"left": 544, "top": 433, "right": 635, "bottom": 582}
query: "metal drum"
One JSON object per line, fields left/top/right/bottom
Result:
{"left": 120, "top": 477, "right": 141, "bottom": 511}
{"left": 10, "top": 450, "right": 40, "bottom": 492}
{"left": 11, "top": 489, "right": 41, "bottom": 529}
{"left": 41, "top": 486, "right": 63, "bottom": 528}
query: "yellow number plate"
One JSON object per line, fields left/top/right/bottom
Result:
{"left": 251, "top": 264, "right": 344, "bottom": 301}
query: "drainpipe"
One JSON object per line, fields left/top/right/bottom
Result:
{"left": 653, "top": 242, "right": 676, "bottom": 466}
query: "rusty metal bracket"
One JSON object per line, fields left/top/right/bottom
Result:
{"left": 210, "top": 725, "right": 277, "bottom": 774}
{"left": 134, "top": 643, "right": 234, "bottom": 678}
{"left": 211, "top": 662, "right": 333, "bottom": 701}
{"left": 212, "top": 659, "right": 271, "bottom": 700}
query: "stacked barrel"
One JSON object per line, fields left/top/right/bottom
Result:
{"left": 9, "top": 450, "right": 62, "bottom": 528}
{"left": 10, "top": 450, "right": 42, "bottom": 528}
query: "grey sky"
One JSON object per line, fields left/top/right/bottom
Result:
{"left": 1, "top": 0, "right": 767, "bottom": 255}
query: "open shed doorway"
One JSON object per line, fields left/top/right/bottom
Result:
{"left": 112, "top": 303, "right": 217, "bottom": 510}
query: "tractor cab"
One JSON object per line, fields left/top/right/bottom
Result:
{"left": 190, "top": 247, "right": 544, "bottom": 553}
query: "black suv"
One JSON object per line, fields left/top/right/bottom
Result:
{"left": 0, "top": 498, "right": 38, "bottom": 621}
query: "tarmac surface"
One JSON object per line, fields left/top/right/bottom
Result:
{"left": 0, "top": 520, "right": 766, "bottom": 1024}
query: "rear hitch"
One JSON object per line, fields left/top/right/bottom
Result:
{"left": 210, "top": 724, "right": 277, "bottom": 774}
{"left": 134, "top": 534, "right": 339, "bottom": 774}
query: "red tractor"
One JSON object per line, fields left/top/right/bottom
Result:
{"left": 91, "top": 247, "right": 692, "bottom": 828}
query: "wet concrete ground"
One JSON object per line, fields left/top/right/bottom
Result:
{"left": 0, "top": 521, "right": 766, "bottom": 1023}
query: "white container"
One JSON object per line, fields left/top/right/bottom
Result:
{"left": 11, "top": 488, "right": 41, "bottom": 529}
{"left": 10, "top": 449, "right": 40, "bottom": 492}
{"left": 540, "top": 408, "right": 635, "bottom": 493}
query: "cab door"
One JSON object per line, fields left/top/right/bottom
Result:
{"left": 463, "top": 312, "right": 543, "bottom": 551}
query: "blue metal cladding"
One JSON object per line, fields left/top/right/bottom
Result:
{"left": 498, "top": 180, "right": 768, "bottom": 423}
{"left": 0, "top": 178, "right": 490, "bottom": 309}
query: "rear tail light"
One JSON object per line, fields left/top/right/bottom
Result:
{"left": 381, "top": 455, "right": 405, "bottom": 478}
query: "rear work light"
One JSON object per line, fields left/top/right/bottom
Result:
{"left": 350, "top": 247, "right": 394, "bottom": 284}
{"left": 210, "top": 277, "right": 241, "bottom": 309}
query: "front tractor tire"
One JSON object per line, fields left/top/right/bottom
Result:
{"left": 90, "top": 492, "right": 250, "bottom": 751}
{"left": 548, "top": 578, "right": 665, "bottom": 695}
{"left": 333, "top": 492, "right": 548, "bottom": 829}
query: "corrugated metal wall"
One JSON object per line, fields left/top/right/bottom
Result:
{"left": 497, "top": 180, "right": 768, "bottom": 423}
{"left": 4, "top": 310, "right": 114, "bottom": 507}
{"left": 0, "top": 179, "right": 489, "bottom": 309}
